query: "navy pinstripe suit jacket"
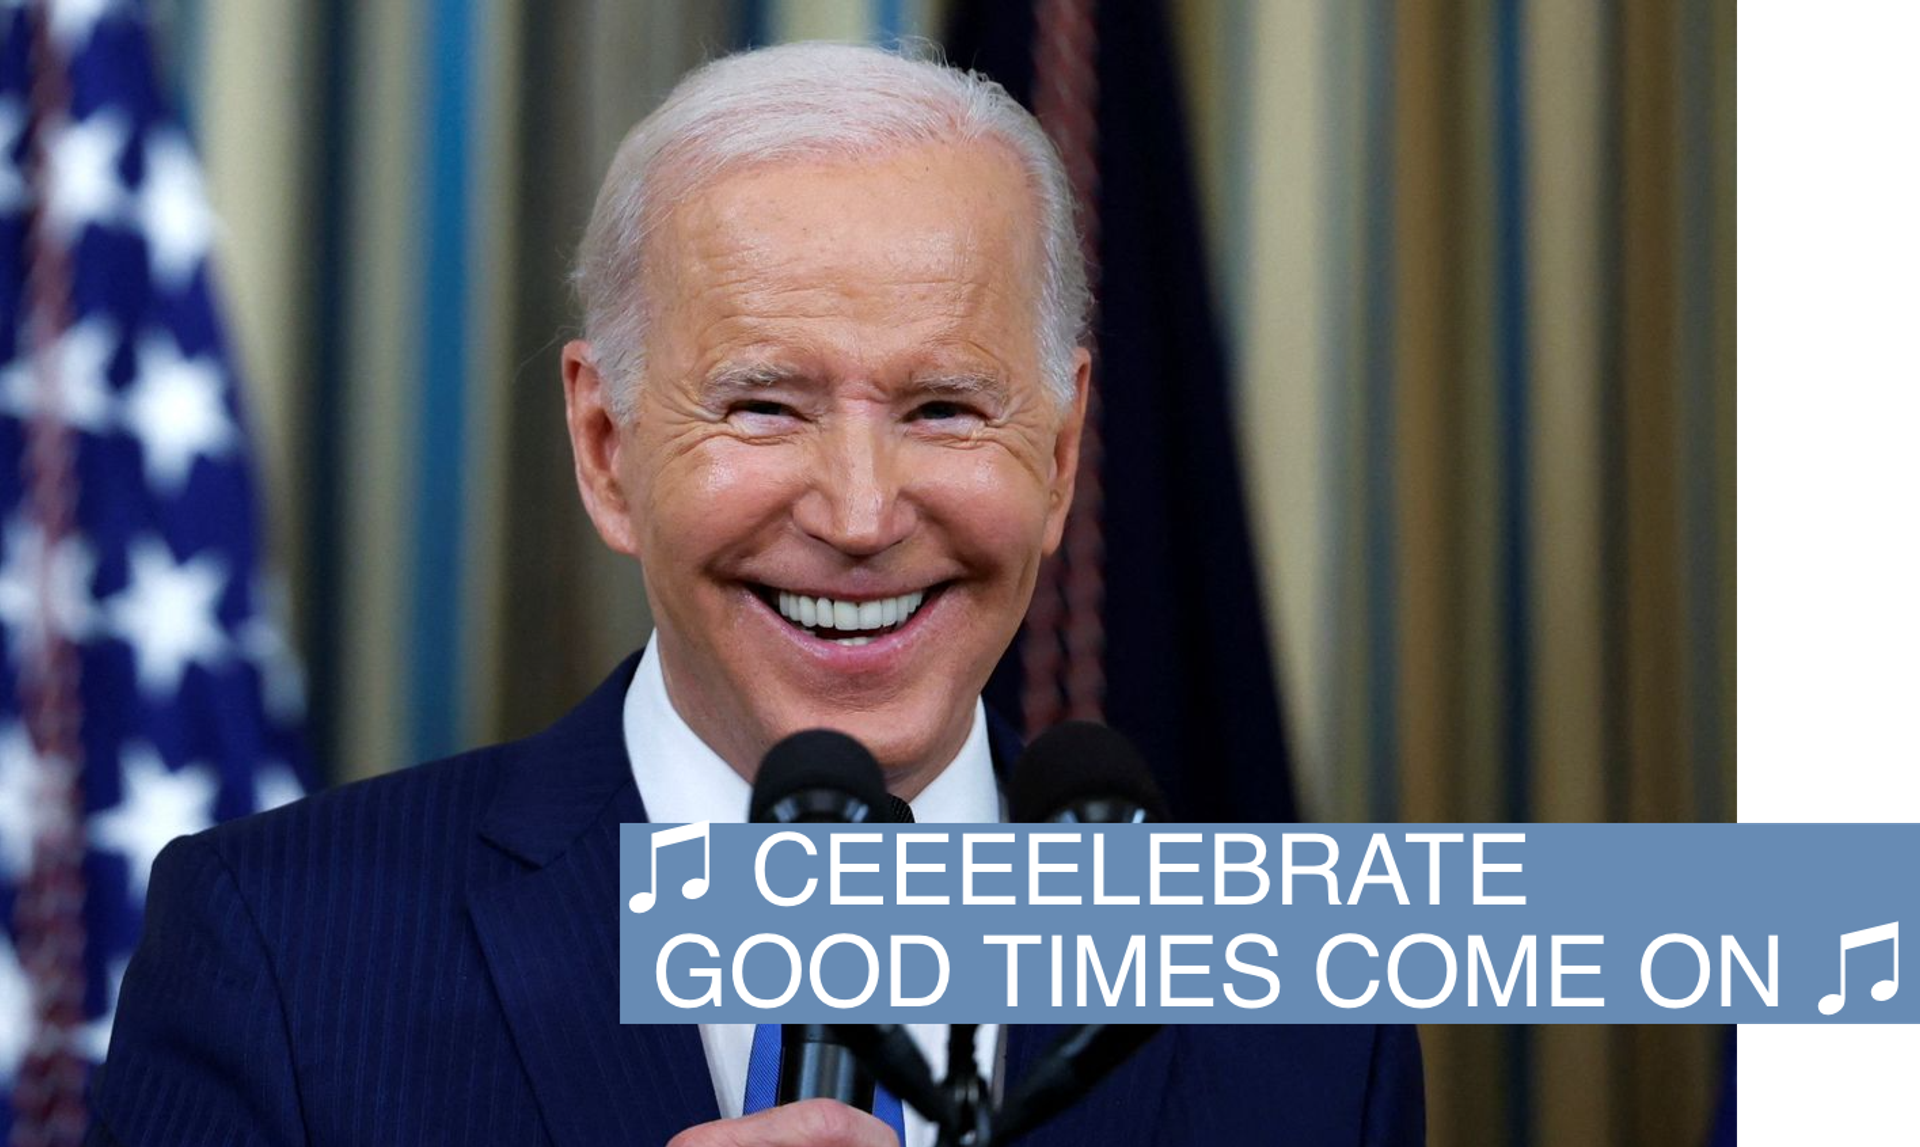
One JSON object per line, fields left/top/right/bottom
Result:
{"left": 89, "top": 654, "right": 1424, "bottom": 1145}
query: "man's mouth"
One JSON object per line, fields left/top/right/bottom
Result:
{"left": 752, "top": 585, "right": 941, "bottom": 647}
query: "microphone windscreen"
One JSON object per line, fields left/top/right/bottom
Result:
{"left": 1007, "top": 721, "right": 1170, "bottom": 824}
{"left": 750, "top": 729, "right": 890, "bottom": 824}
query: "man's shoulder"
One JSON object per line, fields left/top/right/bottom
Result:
{"left": 174, "top": 655, "right": 640, "bottom": 918}
{"left": 185, "top": 740, "right": 521, "bottom": 904}
{"left": 99, "top": 734, "right": 583, "bottom": 1144}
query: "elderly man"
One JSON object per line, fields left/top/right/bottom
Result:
{"left": 90, "top": 44, "right": 1421, "bottom": 1146}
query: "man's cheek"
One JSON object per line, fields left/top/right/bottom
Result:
{"left": 693, "top": 447, "right": 809, "bottom": 509}
{"left": 932, "top": 458, "right": 1050, "bottom": 536}
{"left": 950, "top": 491, "right": 1051, "bottom": 564}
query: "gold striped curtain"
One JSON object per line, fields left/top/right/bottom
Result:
{"left": 1179, "top": 1, "right": 1734, "bottom": 1144}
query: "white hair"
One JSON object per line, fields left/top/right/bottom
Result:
{"left": 571, "top": 41, "right": 1090, "bottom": 421}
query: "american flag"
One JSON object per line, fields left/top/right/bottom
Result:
{"left": 0, "top": 1, "right": 309, "bottom": 1139}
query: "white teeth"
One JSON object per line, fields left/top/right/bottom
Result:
{"left": 771, "top": 588, "right": 932, "bottom": 635}
{"left": 834, "top": 635, "right": 874, "bottom": 647}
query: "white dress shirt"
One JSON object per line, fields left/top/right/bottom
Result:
{"left": 624, "top": 641, "right": 1001, "bottom": 1146}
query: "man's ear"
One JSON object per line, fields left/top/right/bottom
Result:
{"left": 1041, "top": 347, "right": 1093, "bottom": 555}
{"left": 561, "top": 339, "right": 640, "bottom": 556}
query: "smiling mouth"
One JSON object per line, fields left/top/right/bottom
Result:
{"left": 753, "top": 584, "right": 943, "bottom": 647}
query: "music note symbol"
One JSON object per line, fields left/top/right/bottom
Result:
{"left": 1817, "top": 921, "right": 1899, "bottom": 1016}
{"left": 627, "top": 822, "right": 712, "bottom": 913}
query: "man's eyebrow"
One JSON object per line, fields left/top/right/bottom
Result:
{"left": 695, "top": 365, "right": 1012, "bottom": 405}
{"left": 696, "top": 363, "right": 801, "bottom": 400}
{"left": 909, "top": 372, "right": 1012, "bottom": 405}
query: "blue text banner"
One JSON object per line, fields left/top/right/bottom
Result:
{"left": 618, "top": 824, "right": 1914, "bottom": 1024}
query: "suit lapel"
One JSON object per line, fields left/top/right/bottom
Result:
{"left": 465, "top": 661, "right": 1148, "bottom": 1144}
{"left": 468, "top": 655, "right": 719, "bottom": 1146}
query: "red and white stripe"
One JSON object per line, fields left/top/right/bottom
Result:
{"left": 10, "top": 3, "right": 92, "bottom": 1143}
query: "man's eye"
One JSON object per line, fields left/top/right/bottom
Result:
{"left": 725, "top": 400, "right": 806, "bottom": 431}
{"left": 725, "top": 400, "right": 803, "bottom": 436}
{"left": 911, "top": 401, "right": 981, "bottom": 423}
{"left": 735, "top": 400, "right": 796, "bottom": 419}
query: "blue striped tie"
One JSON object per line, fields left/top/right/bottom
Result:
{"left": 742, "top": 1024, "right": 907, "bottom": 1142}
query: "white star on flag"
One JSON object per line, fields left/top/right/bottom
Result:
{"left": 45, "top": 0, "right": 122, "bottom": 50}
{"left": 0, "top": 98, "right": 26, "bottom": 216}
{"left": 0, "top": 931, "right": 30, "bottom": 1086}
{"left": 240, "top": 590, "right": 307, "bottom": 725}
{"left": 125, "top": 329, "right": 235, "bottom": 493}
{"left": 89, "top": 743, "right": 217, "bottom": 902}
{"left": 135, "top": 130, "right": 215, "bottom": 290}
{"left": 0, "top": 722, "right": 39, "bottom": 881}
{"left": 46, "top": 108, "right": 130, "bottom": 241}
{"left": 104, "top": 537, "right": 228, "bottom": 697}
{"left": 0, "top": 513, "right": 99, "bottom": 669}
{"left": 0, "top": 316, "right": 121, "bottom": 433}
{"left": 253, "top": 761, "right": 304, "bottom": 813}
{"left": 72, "top": 956, "right": 126, "bottom": 1063}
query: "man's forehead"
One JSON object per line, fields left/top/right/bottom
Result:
{"left": 642, "top": 139, "right": 1043, "bottom": 299}
{"left": 635, "top": 140, "right": 1048, "bottom": 384}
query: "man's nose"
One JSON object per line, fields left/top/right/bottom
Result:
{"left": 793, "top": 419, "right": 914, "bottom": 556}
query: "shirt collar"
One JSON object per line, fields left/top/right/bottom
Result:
{"left": 623, "top": 640, "right": 1000, "bottom": 826}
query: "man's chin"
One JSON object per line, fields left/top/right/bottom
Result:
{"left": 759, "top": 703, "right": 967, "bottom": 788}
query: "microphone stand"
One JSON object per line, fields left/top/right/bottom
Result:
{"left": 830, "top": 1023, "right": 1162, "bottom": 1147}
{"left": 935, "top": 1024, "right": 990, "bottom": 1147}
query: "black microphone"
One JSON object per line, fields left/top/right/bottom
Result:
{"left": 748, "top": 729, "right": 890, "bottom": 1112}
{"left": 823, "top": 1023, "right": 954, "bottom": 1129}
{"left": 1002, "top": 723, "right": 1168, "bottom": 1144}
{"left": 1006, "top": 720, "right": 1170, "bottom": 825}
{"left": 750, "top": 728, "right": 890, "bottom": 825}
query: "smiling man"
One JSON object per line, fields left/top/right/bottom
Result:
{"left": 563, "top": 124, "right": 1083, "bottom": 800}
{"left": 88, "top": 44, "right": 1421, "bottom": 1147}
